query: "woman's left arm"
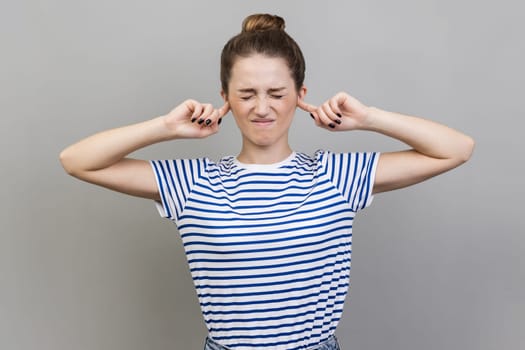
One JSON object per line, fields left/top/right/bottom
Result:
{"left": 298, "top": 92, "right": 475, "bottom": 194}
{"left": 362, "top": 106, "right": 475, "bottom": 193}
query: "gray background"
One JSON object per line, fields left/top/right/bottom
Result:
{"left": 2, "top": 0, "right": 523, "bottom": 349}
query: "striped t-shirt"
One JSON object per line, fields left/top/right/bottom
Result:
{"left": 150, "top": 150, "right": 379, "bottom": 350}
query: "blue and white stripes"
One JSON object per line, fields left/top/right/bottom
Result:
{"left": 151, "top": 150, "right": 378, "bottom": 350}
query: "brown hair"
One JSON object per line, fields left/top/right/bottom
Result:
{"left": 220, "top": 14, "right": 306, "bottom": 94}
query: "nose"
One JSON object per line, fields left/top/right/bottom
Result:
{"left": 254, "top": 96, "right": 270, "bottom": 117}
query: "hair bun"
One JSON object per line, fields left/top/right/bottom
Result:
{"left": 242, "top": 14, "right": 285, "bottom": 33}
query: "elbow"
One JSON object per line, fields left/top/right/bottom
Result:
{"left": 59, "top": 148, "right": 79, "bottom": 177}
{"left": 456, "top": 135, "right": 476, "bottom": 165}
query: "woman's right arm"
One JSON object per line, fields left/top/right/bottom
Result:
{"left": 59, "top": 100, "right": 229, "bottom": 200}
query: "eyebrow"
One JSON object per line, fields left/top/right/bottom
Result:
{"left": 237, "top": 87, "right": 287, "bottom": 93}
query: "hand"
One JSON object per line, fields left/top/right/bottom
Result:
{"left": 163, "top": 99, "right": 230, "bottom": 139}
{"left": 297, "top": 92, "right": 370, "bottom": 131}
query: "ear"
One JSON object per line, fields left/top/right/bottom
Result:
{"left": 220, "top": 90, "right": 228, "bottom": 102}
{"left": 297, "top": 85, "right": 307, "bottom": 102}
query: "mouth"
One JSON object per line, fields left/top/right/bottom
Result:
{"left": 251, "top": 119, "right": 275, "bottom": 126}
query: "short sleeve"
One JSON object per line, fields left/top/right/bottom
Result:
{"left": 319, "top": 151, "right": 380, "bottom": 211}
{"left": 149, "top": 158, "right": 206, "bottom": 221}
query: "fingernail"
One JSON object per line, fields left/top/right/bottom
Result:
{"left": 336, "top": 113, "right": 342, "bottom": 118}
{"left": 198, "top": 119, "right": 204, "bottom": 124}
{"left": 205, "top": 119, "right": 211, "bottom": 125}
{"left": 218, "top": 118, "right": 222, "bottom": 125}
{"left": 309, "top": 113, "right": 315, "bottom": 119}
{"left": 335, "top": 119, "right": 341, "bottom": 125}
{"left": 329, "top": 123, "right": 335, "bottom": 128}
{"left": 191, "top": 118, "right": 196, "bottom": 123}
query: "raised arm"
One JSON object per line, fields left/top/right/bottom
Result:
{"left": 59, "top": 100, "right": 229, "bottom": 200}
{"left": 297, "top": 92, "right": 475, "bottom": 194}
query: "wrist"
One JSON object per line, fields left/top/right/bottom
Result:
{"left": 126, "top": 115, "right": 179, "bottom": 146}
{"left": 155, "top": 115, "right": 181, "bottom": 141}
{"left": 359, "top": 106, "right": 385, "bottom": 131}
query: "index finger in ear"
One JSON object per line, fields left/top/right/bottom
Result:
{"left": 218, "top": 101, "right": 230, "bottom": 118}
{"left": 297, "top": 99, "right": 317, "bottom": 113}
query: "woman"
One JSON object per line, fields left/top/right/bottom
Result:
{"left": 60, "top": 13, "right": 474, "bottom": 350}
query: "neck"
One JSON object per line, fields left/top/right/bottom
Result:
{"left": 236, "top": 144, "right": 293, "bottom": 164}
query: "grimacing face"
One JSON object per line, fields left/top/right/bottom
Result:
{"left": 222, "top": 54, "right": 306, "bottom": 152}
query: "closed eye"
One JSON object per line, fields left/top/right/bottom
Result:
{"left": 271, "top": 95, "right": 284, "bottom": 99}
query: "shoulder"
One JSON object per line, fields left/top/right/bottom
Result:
{"left": 150, "top": 156, "right": 223, "bottom": 180}
{"left": 310, "top": 150, "right": 380, "bottom": 179}
{"left": 313, "top": 150, "right": 380, "bottom": 163}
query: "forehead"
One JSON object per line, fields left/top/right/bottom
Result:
{"left": 229, "top": 54, "right": 294, "bottom": 89}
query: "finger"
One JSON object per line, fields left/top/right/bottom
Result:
{"left": 334, "top": 91, "right": 361, "bottom": 114}
{"left": 191, "top": 107, "right": 203, "bottom": 123}
{"left": 197, "top": 104, "right": 214, "bottom": 125}
{"left": 297, "top": 98, "right": 317, "bottom": 113}
{"left": 316, "top": 107, "right": 336, "bottom": 130}
{"left": 218, "top": 101, "right": 230, "bottom": 119}
{"left": 321, "top": 101, "right": 340, "bottom": 121}
{"left": 214, "top": 102, "right": 230, "bottom": 126}
{"left": 297, "top": 99, "right": 320, "bottom": 123}
{"left": 328, "top": 97, "right": 343, "bottom": 118}
{"left": 204, "top": 109, "right": 220, "bottom": 127}
{"left": 200, "top": 107, "right": 224, "bottom": 133}
{"left": 185, "top": 100, "right": 203, "bottom": 122}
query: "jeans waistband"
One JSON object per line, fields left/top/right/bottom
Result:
{"left": 204, "top": 334, "right": 340, "bottom": 350}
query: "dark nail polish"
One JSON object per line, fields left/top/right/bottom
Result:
{"left": 198, "top": 119, "right": 204, "bottom": 124}
{"left": 329, "top": 123, "right": 335, "bottom": 128}
{"left": 191, "top": 118, "right": 196, "bottom": 123}
{"left": 205, "top": 119, "right": 211, "bottom": 125}
{"left": 310, "top": 113, "right": 315, "bottom": 119}
{"left": 336, "top": 113, "right": 342, "bottom": 118}
{"left": 218, "top": 118, "right": 222, "bottom": 125}
{"left": 335, "top": 119, "right": 341, "bottom": 125}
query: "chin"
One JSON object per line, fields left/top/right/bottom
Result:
{"left": 253, "top": 139, "right": 275, "bottom": 148}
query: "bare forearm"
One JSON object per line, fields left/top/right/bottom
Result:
{"left": 363, "top": 107, "right": 475, "bottom": 163}
{"left": 298, "top": 92, "right": 475, "bottom": 193}
{"left": 59, "top": 116, "right": 172, "bottom": 175}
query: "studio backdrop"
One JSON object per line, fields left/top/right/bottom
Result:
{"left": 1, "top": 1, "right": 523, "bottom": 350}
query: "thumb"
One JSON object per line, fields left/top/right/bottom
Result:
{"left": 297, "top": 98, "right": 317, "bottom": 113}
